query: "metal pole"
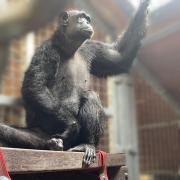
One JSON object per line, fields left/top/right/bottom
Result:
{"left": 112, "top": 74, "right": 140, "bottom": 180}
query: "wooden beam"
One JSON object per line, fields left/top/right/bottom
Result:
{"left": 143, "top": 22, "right": 180, "bottom": 46}
{"left": 112, "top": 75, "right": 140, "bottom": 180}
{"left": 0, "top": 96, "right": 23, "bottom": 107}
{"left": 2, "top": 148, "right": 125, "bottom": 174}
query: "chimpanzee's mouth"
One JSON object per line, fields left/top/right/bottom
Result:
{"left": 81, "top": 27, "right": 92, "bottom": 32}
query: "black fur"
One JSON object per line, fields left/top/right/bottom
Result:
{"left": 0, "top": 0, "right": 149, "bottom": 165}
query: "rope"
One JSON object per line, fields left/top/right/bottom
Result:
{"left": 0, "top": 147, "right": 11, "bottom": 180}
{"left": 98, "top": 151, "right": 109, "bottom": 180}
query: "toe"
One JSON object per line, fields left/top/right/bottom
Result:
{"left": 83, "top": 148, "right": 90, "bottom": 165}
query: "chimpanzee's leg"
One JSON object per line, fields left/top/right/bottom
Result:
{"left": 51, "top": 120, "right": 80, "bottom": 150}
{"left": 0, "top": 124, "right": 63, "bottom": 150}
{"left": 68, "top": 90, "right": 106, "bottom": 166}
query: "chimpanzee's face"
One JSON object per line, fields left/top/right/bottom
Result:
{"left": 61, "top": 10, "right": 94, "bottom": 41}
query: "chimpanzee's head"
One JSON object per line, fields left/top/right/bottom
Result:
{"left": 59, "top": 10, "right": 94, "bottom": 42}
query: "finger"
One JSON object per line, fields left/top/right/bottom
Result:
{"left": 57, "top": 141, "right": 63, "bottom": 150}
{"left": 67, "top": 148, "right": 73, "bottom": 152}
{"left": 68, "top": 147, "right": 76, "bottom": 152}
{"left": 86, "top": 149, "right": 93, "bottom": 165}
{"left": 68, "top": 147, "right": 82, "bottom": 152}
{"left": 83, "top": 148, "right": 90, "bottom": 164}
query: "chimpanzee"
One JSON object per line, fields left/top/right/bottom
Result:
{"left": 0, "top": 0, "right": 150, "bottom": 165}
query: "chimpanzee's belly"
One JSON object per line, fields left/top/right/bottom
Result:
{"left": 68, "top": 52, "right": 90, "bottom": 89}
{"left": 51, "top": 52, "right": 90, "bottom": 115}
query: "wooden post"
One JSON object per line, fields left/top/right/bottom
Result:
{"left": 112, "top": 74, "right": 140, "bottom": 180}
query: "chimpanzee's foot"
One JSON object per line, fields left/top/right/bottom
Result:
{"left": 68, "top": 144, "right": 96, "bottom": 166}
{"left": 47, "top": 138, "right": 63, "bottom": 151}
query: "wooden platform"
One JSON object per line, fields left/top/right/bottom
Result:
{"left": 2, "top": 148, "right": 127, "bottom": 180}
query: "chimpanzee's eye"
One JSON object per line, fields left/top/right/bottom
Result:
{"left": 86, "top": 16, "right": 91, "bottom": 23}
{"left": 77, "top": 14, "right": 91, "bottom": 24}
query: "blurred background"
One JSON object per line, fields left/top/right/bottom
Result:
{"left": 0, "top": 0, "right": 180, "bottom": 179}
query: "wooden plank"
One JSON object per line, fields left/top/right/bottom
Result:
{"left": 2, "top": 148, "right": 125, "bottom": 174}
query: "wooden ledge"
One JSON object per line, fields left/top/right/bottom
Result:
{"left": 2, "top": 148, "right": 126, "bottom": 174}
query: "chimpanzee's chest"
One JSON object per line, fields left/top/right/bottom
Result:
{"left": 51, "top": 52, "right": 90, "bottom": 115}
{"left": 67, "top": 52, "right": 90, "bottom": 88}
{"left": 52, "top": 52, "right": 90, "bottom": 102}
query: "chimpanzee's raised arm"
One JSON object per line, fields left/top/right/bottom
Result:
{"left": 80, "top": 0, "right": 150, "bottom": 77}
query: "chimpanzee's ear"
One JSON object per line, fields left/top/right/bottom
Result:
{"left": 60, "top": 11, "right": 69, "bottom": 26}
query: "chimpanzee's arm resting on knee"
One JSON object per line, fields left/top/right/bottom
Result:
{"left": 22, "top": 46, "right": 59, "bottom": 114}
{"left": 80, "top": 0, "right": 150, "bottom": 77}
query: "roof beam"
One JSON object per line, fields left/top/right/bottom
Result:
{"left": 143, "top": 22, "right": 180, "bottom": 46}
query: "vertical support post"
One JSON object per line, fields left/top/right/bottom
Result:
{"left": 112, "top": 74, "right": 140, "bottom": 180}
{"left": 26, "top": 32, "right": 35, "bottom": 67}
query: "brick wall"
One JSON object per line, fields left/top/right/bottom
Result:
{"left": 0, "top": 38, "right": 26, "bottom": 96}
{"left": 0, "top": 37, "right": 26, "bottom": 126}
{"left": 133, "top": 72, "right": 180, "bottom": 174}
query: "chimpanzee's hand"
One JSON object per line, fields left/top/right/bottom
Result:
{"left": 68, "top": 144, "right": 96, "bottom": 166}
{"left": 47, "top": 138, "right": 63, "bottom": 151}
{"left": 83, "top": 145, "right": 96, "bottom": 167}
